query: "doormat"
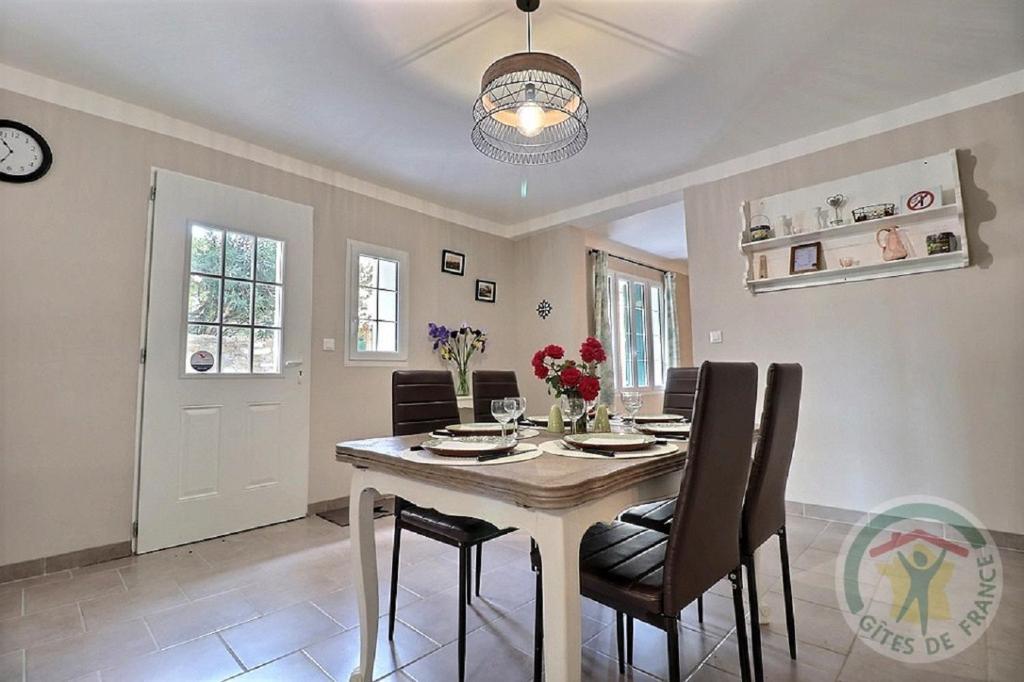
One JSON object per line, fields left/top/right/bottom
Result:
{"left": 317, "top": 505, "right": 390, "bottom": 528}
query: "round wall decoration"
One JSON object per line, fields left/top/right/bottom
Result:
{"left": 536, "top": 299, "right": 553, "bottom": 319}
{"left": 0, "top": 120, "right": 53, "bottom": 183}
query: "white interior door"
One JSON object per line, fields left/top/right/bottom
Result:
{"left": 137, "top": 170, "right": 313, "bottom": 553}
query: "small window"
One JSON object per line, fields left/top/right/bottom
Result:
{"left": 347, "top": 240, "right": 409, "bottom": 363}
{"left": 184, "top": 223, "right": 284, "bottom": 375}
{"left": 611, "top": 274, "right": 668, "bottom": 389}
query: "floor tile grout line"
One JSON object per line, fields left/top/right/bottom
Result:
{"left": 216, "top": 630, "right": 248, "bottom": 674}
{"left": 299, "top": 648, "right": 338, "bottom": 682}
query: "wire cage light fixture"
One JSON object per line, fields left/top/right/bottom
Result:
{"left": 472, "top": 0, "right": 589, "bottom": 165}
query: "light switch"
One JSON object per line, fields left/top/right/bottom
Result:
{"left": 322, "top": 338, "right": 335, "bottom": 352}
{"left": 709, "top": 330, "right": 723, "bottom": 344}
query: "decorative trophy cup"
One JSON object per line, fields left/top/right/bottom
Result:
{"left": 826, "top": 193, "right": 846, "bottom": 227}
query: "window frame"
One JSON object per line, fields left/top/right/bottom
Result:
{"left": 609, "top": 271, "right": 668, "bottom": 391}
{"left": 180, "top": 221, "right": 286, "bottom": 379}
{"left": 345, "top": 239, "right": 410, "bottom": 365}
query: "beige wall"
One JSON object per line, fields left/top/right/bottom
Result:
{"left": 685, "top": 93, "right": 1024, "bottom": 534}
{"left": 0, "top": 89, "right": 520, "bottom": 566}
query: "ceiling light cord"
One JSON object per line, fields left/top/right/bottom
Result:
{"left": 527, "top": 12, "right": 532, "bottom": 52}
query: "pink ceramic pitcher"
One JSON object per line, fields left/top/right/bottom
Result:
{"left": 876, "top": 227, "right": 909, "bottom": 261}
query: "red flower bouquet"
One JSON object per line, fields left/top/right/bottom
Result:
{"left": 532, "top": 337, "right": 606, "bottom": 402}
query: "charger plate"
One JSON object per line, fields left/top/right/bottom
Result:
{"left": 564, "top": 433, "right": 656, "bottom": 452}
{"left": 637, "top": 422, "right": 691, "bottom": 436}
{"left": 401, "top": 444, "right": 541, "bottom": 466}
{"left": 539, "top": 439, "right": 681, "bottom": 460}
{"left": 634, "top": 414, "right": 687, "bottom": 423}
{"left": 421, "top": 437, "right": 515, "bottom": 458}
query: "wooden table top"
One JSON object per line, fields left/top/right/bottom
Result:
{"left": 335, "top": 432, "right": 688, "bottom": 510}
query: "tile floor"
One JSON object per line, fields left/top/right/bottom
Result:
{"left": 0, "top": 514, "right": 1021, "bottom": 681}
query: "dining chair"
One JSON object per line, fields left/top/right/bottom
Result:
{"left": 390, "top": 370, "right": 515, "bottom": 682}
{"left": 575, "top": 361, "right": 759, "bottom": 682}
{"left": 663, "top": 366, "right": 699, "bottom": 418}
{"left": 617, "top": 363, "right": 803, "bottom": 682}
{"left": 471, "top": 370, "right": 520, "bottom": 423}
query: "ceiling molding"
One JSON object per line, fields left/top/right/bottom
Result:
{"left": 505, "top": 67, "right": 1024, "bottom": 237}
{"left": 0, "top": 63, "right": 508, "bottom": 237}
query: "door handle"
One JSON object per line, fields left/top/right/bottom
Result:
{"left": 285, "top": 360, "right": 304, "bottom": 368}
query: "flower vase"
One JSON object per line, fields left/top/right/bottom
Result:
{"left": 455, "top": 368, "right": 470, "bottom": 397}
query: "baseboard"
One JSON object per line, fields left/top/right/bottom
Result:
{"left": 787, "top": 499, "right": 1024, "bottom": 552}
{"left": 0, "top": 540, "right": 132, "bottom": 584}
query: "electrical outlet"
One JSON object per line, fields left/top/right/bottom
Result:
{"left": 709, "top": 330, "right": 723, "bottom": 344}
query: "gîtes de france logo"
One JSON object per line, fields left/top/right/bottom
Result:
{"left": 836, "top": 496, "right": 1002, "bottom": 663}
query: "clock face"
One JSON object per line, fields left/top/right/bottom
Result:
{"left": 0, "top": 120, "right": 53, "bottom": 183}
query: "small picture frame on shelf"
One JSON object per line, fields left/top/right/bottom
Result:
{"left": 790, "top": 242, "right": 824, "bottom": 274}
{"left": 475, "top": 279, "right": 496, "bottom": 303}
{"left": 441, "top": 249, "right": 465, "bottom": 276}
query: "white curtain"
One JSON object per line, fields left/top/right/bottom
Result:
{"left": 663, "top": 271, "right": 680, "bottom": 371}
{"left": 591, "top": 251, "right": 615, "bottom": 406}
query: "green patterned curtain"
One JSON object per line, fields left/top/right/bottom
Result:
{"left": 663, "top": 271, "right": 680, "bottom": 373}
{"left": 592, "top": 251, "right": 615, "bottom": 406}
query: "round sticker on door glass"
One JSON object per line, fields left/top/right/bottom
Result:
{"left": 190, "top": 350, "right": 215, "bottom": 372}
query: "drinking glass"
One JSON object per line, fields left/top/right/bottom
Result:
{"left": 504, "top": 397, "right": 526, "bottom": 439}
{"left": 560, "top": 394, "right": 586, "bottom": 435}
{"left": 491, "top": 399, "right": 513, "bottom": 441}
{"left": 620, "top": 390, "right": 643, "bottom": 432}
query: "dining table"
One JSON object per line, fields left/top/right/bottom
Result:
{"left": 335, "top": 426, "right": 762, "bottom": 682}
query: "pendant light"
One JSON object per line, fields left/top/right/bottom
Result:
{"left": 472, "top": 0, "right": 589, "bottom": 165}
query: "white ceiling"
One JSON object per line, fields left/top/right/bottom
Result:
{"left": 592, "top": 202, "right": 687, "bottom": 261}
{"left": 2, "top": 0, "right": 1023, "bottom": 249}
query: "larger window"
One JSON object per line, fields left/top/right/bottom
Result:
{"left": 185, "top": 223, "right": 284, "bottom": 375}
{"left": 346, "top": 240, "right": 409, "bottom": 363}
{"left": 610, "top": 274, "right": 667, "bottom": 389}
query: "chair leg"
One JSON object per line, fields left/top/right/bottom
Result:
{"left": 697, "top": 594, "right": 704, "bottom": 623}
{"left": 458, "top": 547, "right": 468, "bottom": 682}
{"left": 476, "top": 543, "right": 483, "bottom": 597}
{"left": 615, "top": 612, "right": 625, "bottom": 674}
{"left": 778, "top": 526, "right": 798, "bottom": 660}
{"left": 388, "top": 519, "right": 402, "bottom": 641}
{"left": 666, "top": 619, "right": 681, "bottom": 682}
{"left": 729, "top": 568, "right": 752, "bottom": 682}
{"left": 533, "top": 563, "right": 543, "bottom": 682}
{"left": 626, "top": 615, "right": 634, "bottom": 665}
{"left": 743, "top": 554, "right": 764, "bottom": 682}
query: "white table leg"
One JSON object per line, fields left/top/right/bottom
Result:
{"left": 534, "top": 515, "right": 586, "bottom": 682}
{"left": 348, "top": 474, "right": 380, "bottom": 682}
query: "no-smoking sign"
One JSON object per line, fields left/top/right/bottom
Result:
{"left": 906, "top": 189, "right": 935, "bottom": 211}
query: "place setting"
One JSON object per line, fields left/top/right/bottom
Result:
{"left": 539, "top": 432, "right": 683, "bottom": 460}
{"left": 401, "top": 396, "right": 541, "bottom": 465}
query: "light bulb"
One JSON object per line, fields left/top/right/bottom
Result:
{"left": 515, "top": 101, "right": 545, "bottom": 138}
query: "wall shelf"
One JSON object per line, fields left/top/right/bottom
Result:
{"left": 747, "top": 250, "right": 967, "bottom": 293}
{"left": 740, "top": 149, "right": 968, "bottom": 294}
{"left": 740, "top": 202, "right": 960, "bottom": 254}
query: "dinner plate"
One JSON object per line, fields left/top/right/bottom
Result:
{"left": 525, "top": 415, "right": 549, "bottom": 425}
{"left": 447, "top": 422, "right": 506, "bottom": 436}
{"left": 637, "top": 422, "right": 691, "bottom": 436}
{"left": 421, "top": 437, "right": 516, "bottom": 458}
{"left": 633, "top": 413, "right": 687, "bottom": 424}
{"left": 563, "top": 433, "right": 656, "bottom": 452}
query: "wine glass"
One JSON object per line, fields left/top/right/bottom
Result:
{"left": 560, "top": 394, "right": 586, "bottom": 436}
{"left": 620, "top": 390, "right": 643, "bottom": 432}
{"left": 491, "top": 399, "right": 513, "bottom": 441}
{"left": 504, "top": 397, "right": 526, "bottom": 439}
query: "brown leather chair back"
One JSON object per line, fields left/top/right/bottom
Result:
{"left": 392, "top": 371, "right": 461, "bottom": 436}
{"left": 742, "top": 363, "right": 803, "bottom": 552}
{"left": 662, "top": 361, "right": 757, "bottom": 614}
{"left": 471, "top": 371, "right": 521, "bottom": 422}
{"left": 663, "top": 367, "right": 698, "bottom": 418}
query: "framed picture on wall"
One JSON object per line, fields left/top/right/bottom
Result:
{"left": 441, "top": 249, "right": 465, "bottom": 276}
{"left": 790, "top": 242, "right": 824, "bottom": 274}
{"left": 475, "top": 279, "right": 496, "bottom": 303}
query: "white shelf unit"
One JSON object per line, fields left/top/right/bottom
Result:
{"left": 740, "top": 149, "right": 968, "bottom": 294}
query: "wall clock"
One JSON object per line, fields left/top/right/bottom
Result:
{"left": 0, "top": 120, "right": 53, "bottom": 183}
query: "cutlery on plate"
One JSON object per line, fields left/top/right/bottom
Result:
{"left": 477, "top": 448, "right": 524, "bottom": 462}
{"left": 431, "top": 429, "right": 453, "bottom": 437}
{"left": 559, "top": 440, "right": 616, "bottom": 457}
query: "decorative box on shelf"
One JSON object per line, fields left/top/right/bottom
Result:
{"left": 739, "top": 149, "right": 968, "bottom": 294}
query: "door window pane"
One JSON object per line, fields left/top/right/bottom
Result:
{"left": 221, "top": 327, "right": 252, "bottom": 373}
{"left": 254, "top": 284, "right": 282, "bottom": 327}
{"left": 356, "top": 320, "right": 376, "bottom": 352}
{"left": 256, "top": 238, "right": 284, "bottom": 284}
{"left": 253, "top": 328, "right": 281, "bottom": 374}
{"left": 225, "top": 232, "right": 255, "bottom": 279}
{"left": 358, "top": 255, "right": 377, "bottom": 288}
{"left": 190, "top": 225, "right": 223, "bottom": 275}
{"left": 185, "top": 325, "right": 220, "bottom": 374}
{"left": 185, "top": 224, "right": 285, "bottom": 375}
{"left": 378, "top": 291, "right": 397, "bottom": 322}
{"left": 222, "top": 280, "right": 253, "bottom": 325}
{"left": 357, "top": 287, "right": 376, "bottom": 320}
{"left": 378, "top": 259, "right": 398, "bottom": 290}
{"left": 377, "top": 322, "right": 397, "bottom": 352}
{"left": 188, "top": 275, "right": 221, "bottom": 323}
